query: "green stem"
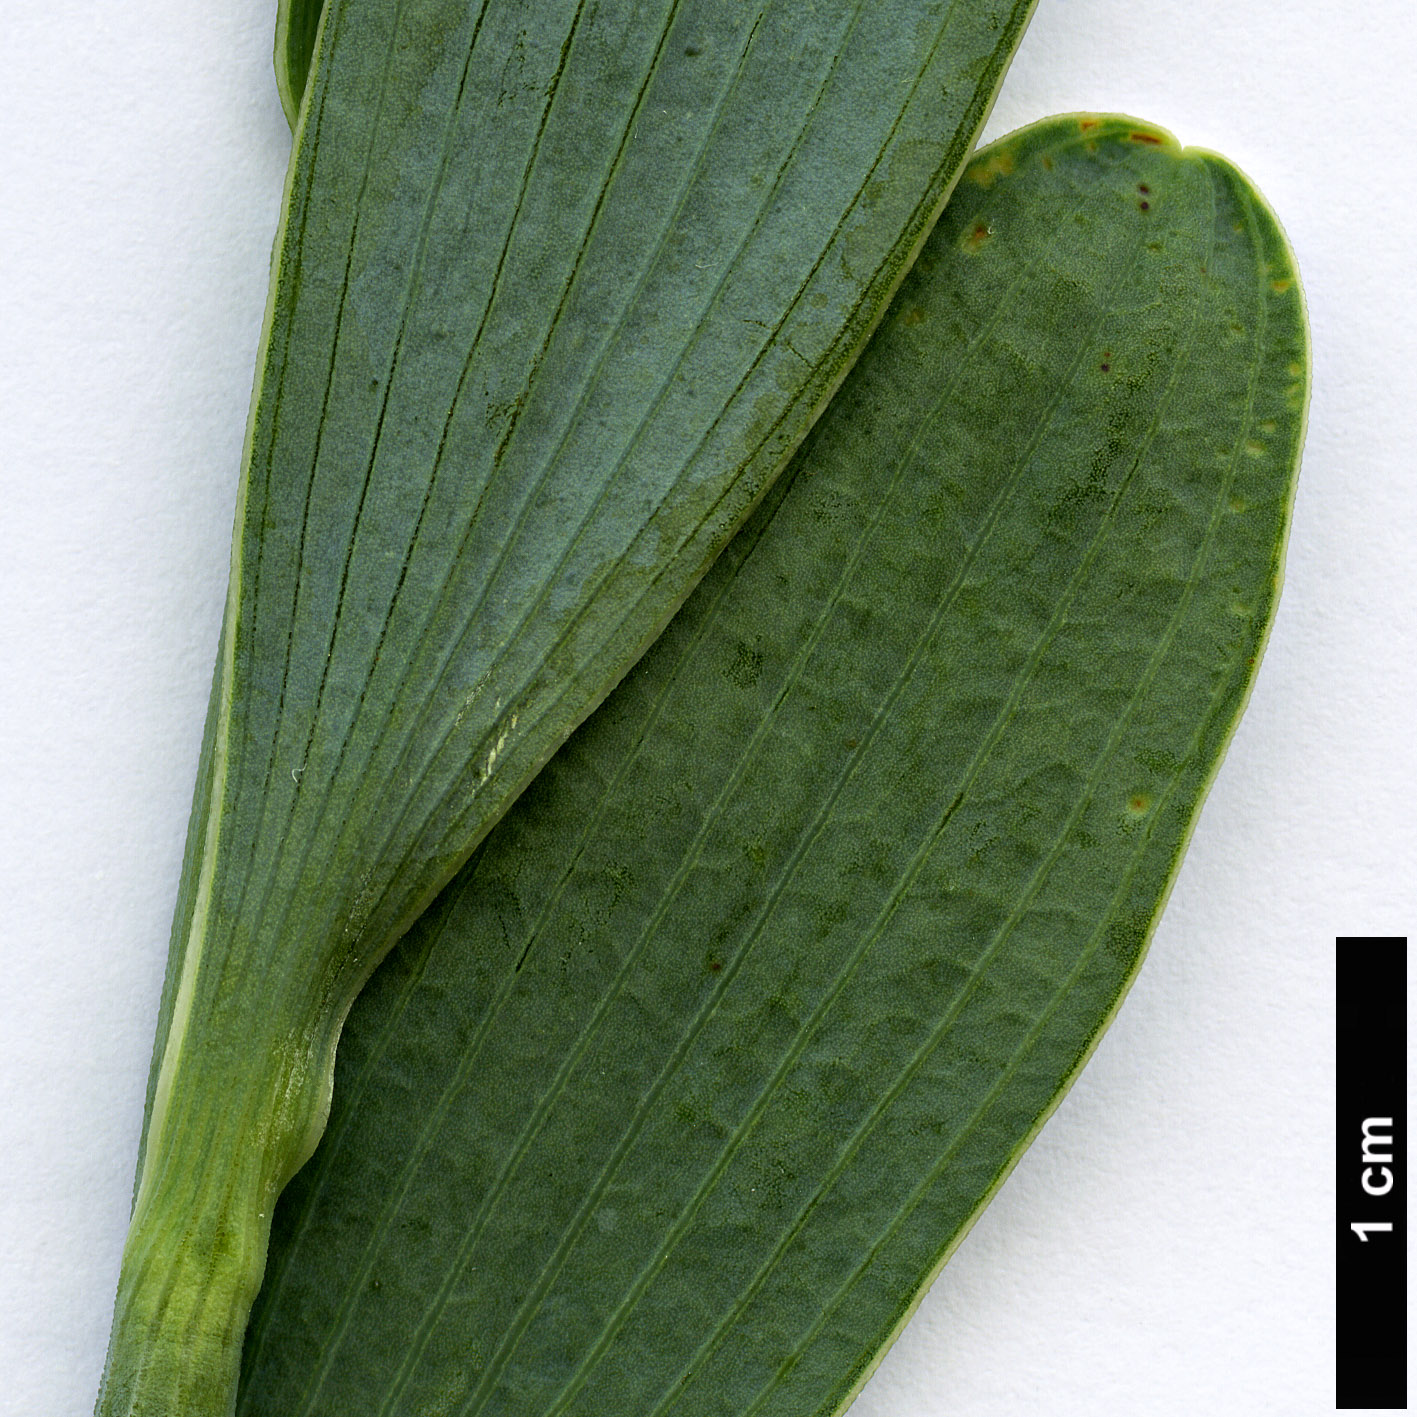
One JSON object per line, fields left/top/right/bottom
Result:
{"left": 96, "top": 1145, "right": 270, "bottom": 1415}
{"left": 94, "top": 1016, "right": 328, "bottom": 1417}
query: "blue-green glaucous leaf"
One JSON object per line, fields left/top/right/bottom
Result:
{"left": 236, "top": 115, "right": 1308, "bottom": 1417}
{"left": 93, "top": 2, "right": 1039, "bottom": 1413}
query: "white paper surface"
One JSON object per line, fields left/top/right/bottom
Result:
{"left": 1, "top": 1, "right": 1412, "bottom": 1413}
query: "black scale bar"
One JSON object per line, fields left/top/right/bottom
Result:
{"left": 1336, "top": 936, "right": 1407, "bottom": 1410}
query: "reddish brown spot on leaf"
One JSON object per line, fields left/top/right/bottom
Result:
{"left": 960, "top": 221, "right": 993, "bottom": 253}
{"left": 965, "top": 148, "right": 1015, "bottom": 187}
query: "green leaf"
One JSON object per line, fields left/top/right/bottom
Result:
{"left": 95, "top": 3, "right": 1037, "bottom": 1412}
{"left": 236, "top": 114, "right": 1307, "bottom": 1417}
{"left": 274, "top": 0, "right": 327, "bottom": 126}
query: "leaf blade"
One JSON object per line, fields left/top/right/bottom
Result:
{"left": 101, "top": 4, "right": 1040, "bottom": 1410}
{"left": 175, "top": 0, "right": 1042, "bottom": 1067}
{"left": 237, "top": 115, "right": 1308, "bottom": 1416}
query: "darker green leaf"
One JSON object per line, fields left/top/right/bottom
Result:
{"left": 237, "top": 115, "right": 1308, "bottom": 1417}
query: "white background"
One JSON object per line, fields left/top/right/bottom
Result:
{"left": 1, "top": 1, "right": 1412, "bottom": 1413}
